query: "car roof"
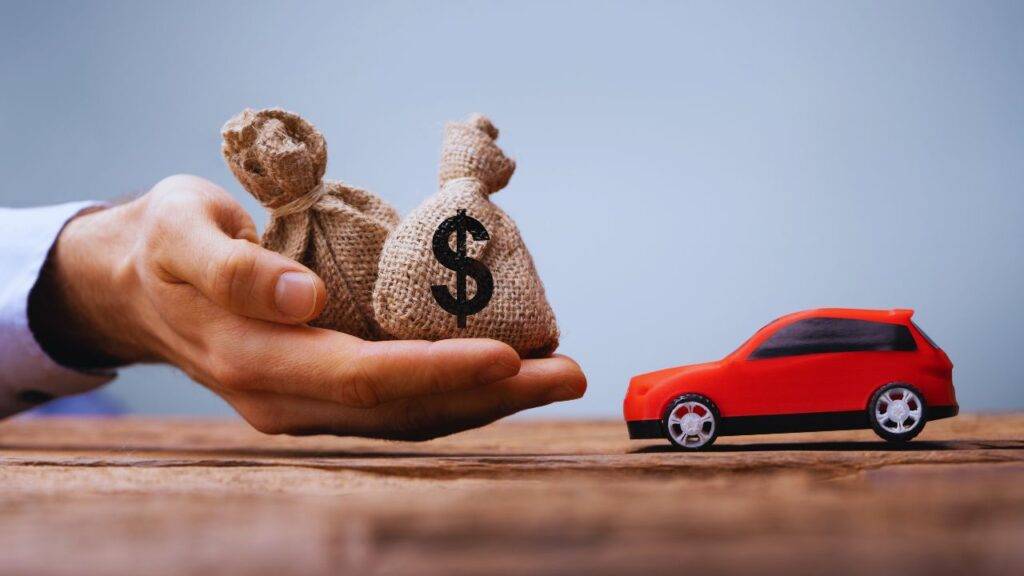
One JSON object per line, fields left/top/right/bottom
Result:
{"left": 773, "top": 308, "right": 915, "bottom": 325}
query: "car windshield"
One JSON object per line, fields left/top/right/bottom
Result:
{"left": 728, "top": 316, "right": 784, "bottom": 357}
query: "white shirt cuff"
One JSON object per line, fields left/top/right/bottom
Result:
{"left": 0, "top": 201, "right": 116, "bottom": 418}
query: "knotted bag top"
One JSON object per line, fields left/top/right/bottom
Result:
{"left": 438, "top": 114, "right": 516, "bottom": 195}
{"left": 221, "top": 108, "right": 328, "bottom": 215}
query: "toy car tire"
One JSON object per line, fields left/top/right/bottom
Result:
{"left": 662, "top": 394, "right": 720, "bottom": 450}
{"left": 868, "top": 383, "right": 927, "bottom": 443}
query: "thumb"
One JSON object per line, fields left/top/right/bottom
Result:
{"left": 163, "top": 223, "right": 327, "bottom": 325}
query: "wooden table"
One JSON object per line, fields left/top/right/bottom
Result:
{"left": 0, "top": 414, "right": 1022, "bottom": 575}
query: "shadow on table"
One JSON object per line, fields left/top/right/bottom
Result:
{"left": 0, "top": 442, "right": 563, "bottom": 460}
{"left": 633, "top": 439, "right": 1023, "bottom": 453}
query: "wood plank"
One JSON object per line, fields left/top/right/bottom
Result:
{"left": 0, "top": 414, "right": 1021, "bottom": 575}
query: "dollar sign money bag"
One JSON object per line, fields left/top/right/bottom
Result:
{"left": 373, "top": 114, "right": 559, "bottom": 357}
{"left": 430, "top": 209, "right": 494, "bottom": 329}
{"left": 222, "top": 108, "right": 400, "bottom": 339}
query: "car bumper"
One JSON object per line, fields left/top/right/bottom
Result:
{"left": 626, "top": 419, "right": 662, "bottom": 439}
{"left": 928, "top": 404, "right": 958, "bottom": 421}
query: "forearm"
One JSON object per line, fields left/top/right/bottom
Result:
{"left": 0, "top": 202, "right": 117, "bottom": 416}
{"left": 27, "top": 204, "right": 150, "bottom": 369}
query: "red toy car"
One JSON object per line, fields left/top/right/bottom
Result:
{"left": 624, "top": 308, "right": 957, "bottom": 450}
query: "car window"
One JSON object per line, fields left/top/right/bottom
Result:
{"left": 750, "top": 317, "right": 917, "bottom": 359}
{"left": 728, "top": 316, "right": 785, "bottom": 357}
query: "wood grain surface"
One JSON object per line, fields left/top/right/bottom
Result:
{"left": 0, "top": 414, "right": 1021, "bottom": 575}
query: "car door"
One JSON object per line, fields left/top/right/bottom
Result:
{"left": 816, "top": 320, "right": 920, "bottom": 410}
{"left": 732, "top": 318, "right": 854, "bottom": 416}
{"left": 733, "top": 317, "right": 921, "bottom": 416}
{"left": 736, "top": 353, "right": 843, "bottom": 415}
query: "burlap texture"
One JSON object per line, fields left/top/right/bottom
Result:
{"left": 373, "top": 114, "right": 559, "bottom": 357}
{"left": 222, "top": 108, "right": 399, "bottom": 339}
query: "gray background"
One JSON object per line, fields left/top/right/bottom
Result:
{"left": 1, "top": 1, "right": 1021, "bottom": 416}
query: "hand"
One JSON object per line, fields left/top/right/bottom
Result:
{"left": 34, "top": 175, "right": 585, "bottom": 439}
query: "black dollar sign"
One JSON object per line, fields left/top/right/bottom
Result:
{"left": 431, "top": 209, "right": 494, "bottom": 328}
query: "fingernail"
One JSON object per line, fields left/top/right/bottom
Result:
{"left": 477, "top": 359, "right": 518, "bottom": 383}
{"left": 275, "top": 272, "right": 317, "bottom": 320}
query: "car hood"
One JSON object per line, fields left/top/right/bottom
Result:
{"left": 630, "top": 360, "right": 723, "bottom": 389}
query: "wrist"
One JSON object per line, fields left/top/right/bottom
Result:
{"left": 28, "top": 204, "right": 153, "bottom": 369}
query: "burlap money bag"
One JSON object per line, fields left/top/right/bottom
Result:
{"left": 373, "top": 114, "right": 559, "bottom": 357}
{"left": 222, "top": 108, "right": 399, "bottom": 339}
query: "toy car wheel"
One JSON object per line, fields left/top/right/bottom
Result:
{"left": 869, "top": 383, "right": 927, "bottom": 442}
{"left": 663, "top": 395, "right": 719, "bottom": 450}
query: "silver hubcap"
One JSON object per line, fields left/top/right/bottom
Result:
{"left": 667, "top": 401, "right": 715, "bottom": 448}
{"left": 875, "top": 387, "right": 923, "bottom": 434}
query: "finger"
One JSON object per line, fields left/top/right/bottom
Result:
{"left": 224, "top": 355, "right": 586, "bottom": 440}
{"left": 153, "top": 200, "right": 327, "bottom": 325}
{"left": 152, "top": 174, "right": 262, "bottom": 242}
{"left": 381, "top": 355, "right": 587, "bottom": 440}
{"left": 225, "top": 329, "right": 523, "bottom": 408}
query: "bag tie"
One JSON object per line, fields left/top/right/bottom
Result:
{"left": 271, "top": 182, "right": 328, "bottom": 217}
